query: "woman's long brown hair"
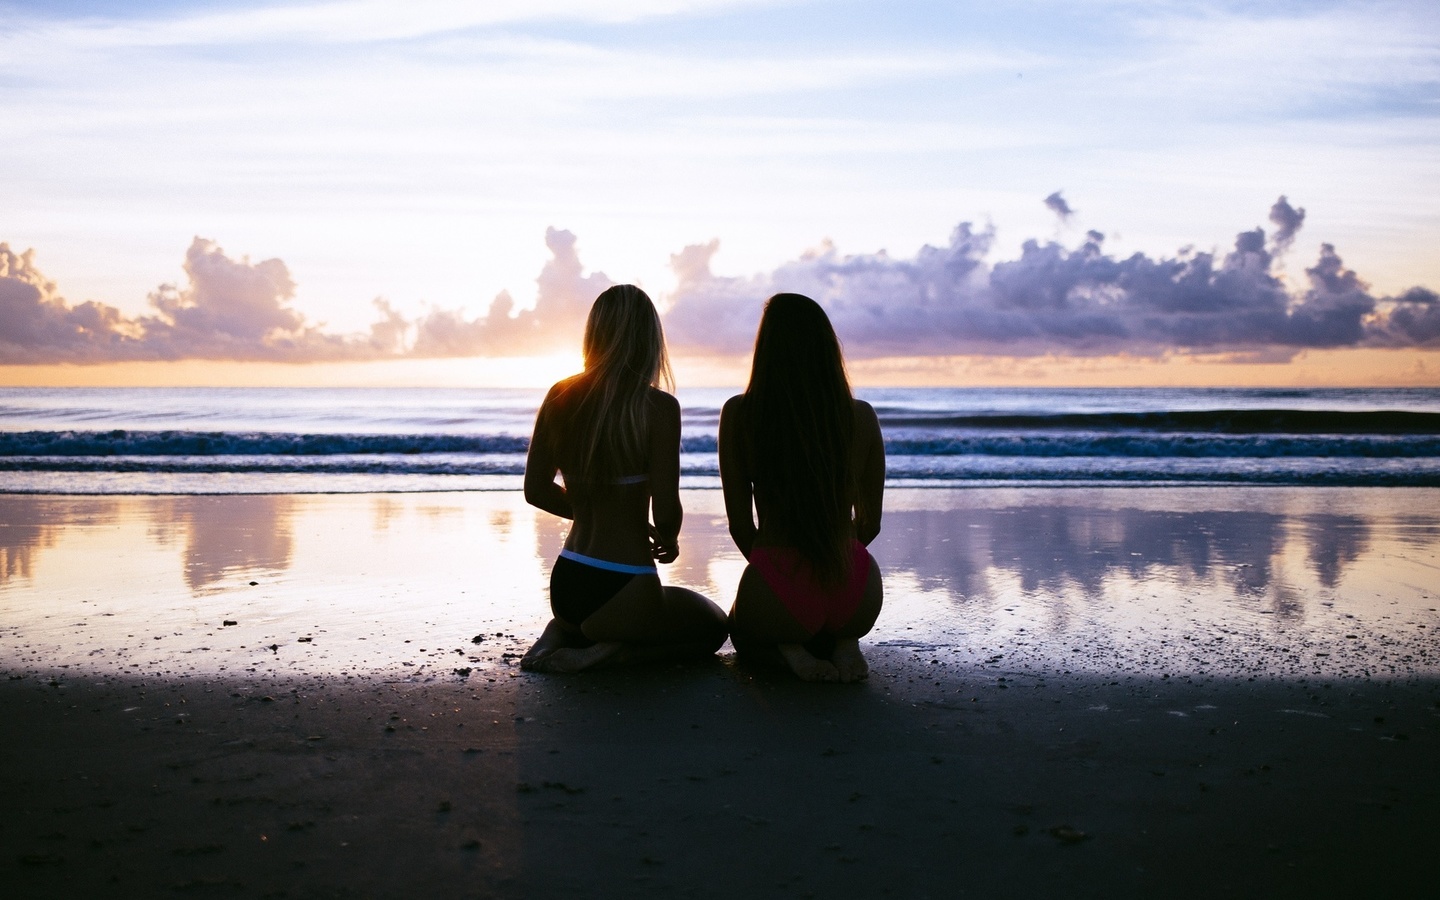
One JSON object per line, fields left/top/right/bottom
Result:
{"left": 560, "top": 284, "right": 673, "bottom": 482}
{"left": 743, "top": 293, "right": 855, "bottom": 585}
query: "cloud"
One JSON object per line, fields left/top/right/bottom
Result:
{"left": 6, "top": 1, "right": 766, "bottom": 51}
{"left": 0, "top": 244, "right": 144, "bottom": 364}
{"left": 1, "top": 238, "right": 369, "bottom": 363}
{"left": 1268, "top": 195, "right": 1305, "bottom": 254}
{"left": 407, "top": 227, "right": 613, "bottom": 356}
{"left": 1043, "top": 191, "right": 1074, "bottom": 222}
{"left": 138, "top": 238, "right": 367, "bottom": 361}
{"left": 662, "top": 196, "right": 1440, "bottom": 359}
{"left": 0, "top": 229, "right": 612, "bottom": 364}
{"left": 1366, "top": 286, "right": 1440, "bottom": 348}
{"left": 4, "top": 197, "right": 1438, "bottom": 366}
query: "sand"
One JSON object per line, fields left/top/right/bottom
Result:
{"left": 3, "top": 488, "right": 1438, "bottom": 897}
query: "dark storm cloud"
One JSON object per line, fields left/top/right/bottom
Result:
{"left": 3, "top": 197, "right": 1437, "bottom": 365}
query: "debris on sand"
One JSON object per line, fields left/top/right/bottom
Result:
{"left": 1047, "top": 825, "right": 1090, "bottom": 844}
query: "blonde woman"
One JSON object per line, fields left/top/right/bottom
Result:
{"left": 520, "top": 285, "right": 728, "bottom": 672}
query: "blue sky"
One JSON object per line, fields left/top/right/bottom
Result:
{"left": 2, "top": 0, "right": 1438, "bottom": 376}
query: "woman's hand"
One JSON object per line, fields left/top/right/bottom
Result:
{"left": 649, "top": 524, "right": 679, "bottom": 564}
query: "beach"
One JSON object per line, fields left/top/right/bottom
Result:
{"left": 2, "top": 486, "right": 1438, "bottom": 897}
{"left": 7, "top": 0, "right": 1440, "bottom": 888}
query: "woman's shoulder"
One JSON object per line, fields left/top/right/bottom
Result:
{"left": 851, "top": 397, "right": 881, "bottom": 436}
{"left": 719, "top": 394, "right": 749, "bottom": 436}
{"left": 643, "top": 387, "right": 681, "bottom": 440}
{"left": 645, "top": 385, "right": 680, "bottom": 414}
{"left": 543, "top": 374, "right": 583, "bottom": 403}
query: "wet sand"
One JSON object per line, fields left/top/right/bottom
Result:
{"left": 3, "top": 488, "right": 1439, "bottom": 897}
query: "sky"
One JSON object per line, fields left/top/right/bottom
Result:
{"left": 2, "top": 0, "right": 1438, "bottom": 386}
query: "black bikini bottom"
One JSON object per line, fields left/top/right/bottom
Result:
{"left": 550, "top": 555, "right": 642, "bottom": 627}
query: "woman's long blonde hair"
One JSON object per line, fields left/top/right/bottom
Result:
{"left": 563, "top": 284, "right": 673, "bottom": 481}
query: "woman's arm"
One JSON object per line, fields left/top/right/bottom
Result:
{"left": 718, "top": 394, "right": 758, "bottom": 559}
{"left": 853, "top": 399, "right": 885, "bottom": 546}
{"left": 523, "top": 384, "right": 574, "bottom": 520}
{"left": 648, "top": 390, "right": 683, "bottom": 563}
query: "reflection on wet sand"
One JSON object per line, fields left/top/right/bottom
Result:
{"left": 0, "top": 496, "right": 63, "bottom": 583}
{"left": 146, "top": 495, "right": 297, "bottom": 593}
{"left": 0, "top": 492, "right": 558, "bottom": 680}
{"left": 0, "top": 488, "right": 1436, "bottom": 682}
{"left": 1303, "top": 514, "right": 1369, "bottom": 588}
{"left": 869, "top": 488, "right": 1439, "bottom": 679}
{"left": 877, "top": 496, "right": 1397, "bottom": 616}
{"left": 532, "top": 507, "right": 567, "bottom": 569}
{"left": 883, "top": 505, "right": 1303, "bottom": 599}
{"left": 0, "top": 496, "right": 123, "bottom": 585}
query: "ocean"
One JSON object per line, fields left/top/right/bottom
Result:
{"left": 0, "top": 386, "right": 1437, "bottom": 494}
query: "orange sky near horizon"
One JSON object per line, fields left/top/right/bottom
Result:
{"left": 2, "top": 347, "right": 1437, "bottom": 391}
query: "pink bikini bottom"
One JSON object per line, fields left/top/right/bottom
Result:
{"left": 750, "top": 540, "right": 872, "bottom": 634}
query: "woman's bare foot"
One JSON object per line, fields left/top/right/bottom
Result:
{"left": 831, "top": 638, "right": 869, "bottom": 683}
{"left": 778, "top": 643, "right": 839, "bottom": 682}
{"left": 529, "top": 641, "right": 626, "bottom": 673}
{"left": 520, "top": 619, "right": 576, "bottom": 671}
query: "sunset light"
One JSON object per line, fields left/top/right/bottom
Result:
{"left": 3, "top": 3, "right": 1438, "bottom": 895}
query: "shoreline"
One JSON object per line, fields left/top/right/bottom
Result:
{"left": 6, "top": 474, "right": 1440, "bottom": 495}
{"left": 9, "top": 477, "right": 1440, "bottom": 493}
{"left": 3, "top": 487, "right": 1439, "bottom": 896}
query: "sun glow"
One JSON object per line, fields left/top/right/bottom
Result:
{"left": 0, "top": 353, "right": 587, "bottom": 389}
{"left": 493, "top": 351, "right": 587, "bottom": 388}
{"left": 3, "top": 347, "right": 1438, "bottom": 389}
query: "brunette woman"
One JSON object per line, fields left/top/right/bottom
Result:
{"left": 520, "top": 285, "right": 728, "bottom": 673}
{"left": 719, "top": 293, "right": 885, "bottom": 682}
